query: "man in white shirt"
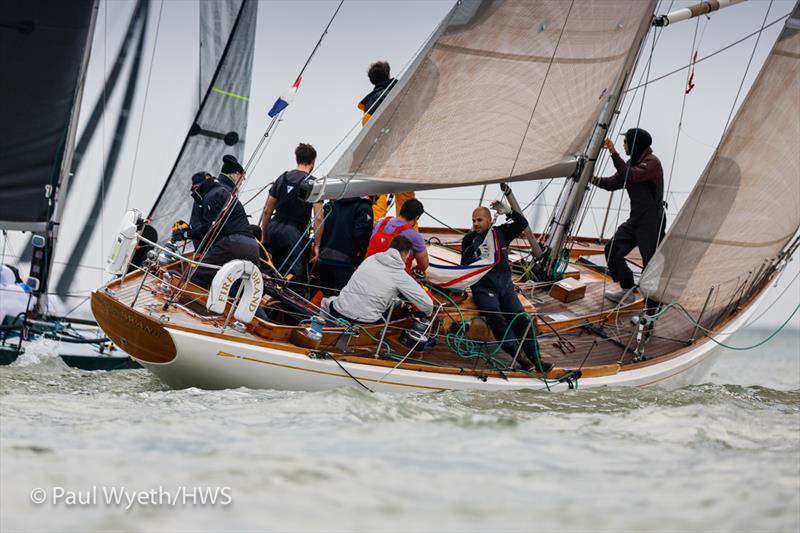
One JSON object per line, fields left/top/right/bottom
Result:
{"left": 322, "top": 236, "right": 432, "bottom": 324}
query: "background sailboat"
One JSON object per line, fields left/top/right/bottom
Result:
{"left": 0, "top": 0, "right": 257, "bottom": 368}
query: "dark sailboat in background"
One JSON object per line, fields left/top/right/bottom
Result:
{"left": 0, "top": 0, "right": 258, "bottom": 369}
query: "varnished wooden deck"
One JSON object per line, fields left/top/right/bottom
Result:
{"left": 94, "top": 231, "right": 759, "bottom": 385}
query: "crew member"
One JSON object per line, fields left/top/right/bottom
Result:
{"left": 172, "top": 155, "right": 259, "bottom": 287}
{"left": 461, "top": 202, "right": 552, "bottom": 373}
{"left": 0, "top": 265, "right": 35, "bottom": 321}
{"left": 365, "top": 198, "right": 429, "bottom": 273}
{"left": 322, "top": 235, "right": 433, "bottom": 324}
{"left": 358, "top": 60, "right": 415, "bottom": 223}
{"left": 591, "top": 128, "right": 665, "bottom": 305}
{"left": 316, "top": 196, "right": 373, "bottom": 296}
{"left": 260, "top": 143, "right": 322, "bottom": 296}
{"left": 188, "top": 171, "right": 213, "bottom": 249}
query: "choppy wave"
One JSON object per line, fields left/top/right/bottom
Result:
{"left": 0, "top": 331, "right": 798, "bottom": 532}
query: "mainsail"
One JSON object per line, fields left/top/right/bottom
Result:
{"left": 640, "top": 4, "right": 800, "bottom": 319}
{"left": 148, "top": 0, "right": 257, "bottom": 242}
{"left": 0, "top": 0, "right": 97, "bottom": 231}
{"left": 310, "top": 0, "right": 655, "bottom": 200}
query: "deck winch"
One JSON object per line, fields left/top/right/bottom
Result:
{"left": 399, "top": 316, "right": 434, "bottom": 353}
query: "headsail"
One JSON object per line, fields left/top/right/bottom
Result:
{"left": 308, "top": 0, "right": 656, "bottom": 201}
{"left": 640, "top": 4, "right": 800, "bottom": 318}
{"left": 0, "top": 0, "right": 97, "bottom": 232}
{"left": 148, "top": 0, "right": 257, "bottom": 242}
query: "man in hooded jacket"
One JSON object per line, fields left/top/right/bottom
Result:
{"left": 592, "top": 128, "right": 666, "bottom": 304}
{"left": 172, "top": 155, "right": 259, "bottom": 287}
{"left": 188, "top": 171, "right": 213, "bottom": 250}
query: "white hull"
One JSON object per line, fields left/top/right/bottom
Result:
{"left": 136, "top": 293, "right": 764, "bottom": 393}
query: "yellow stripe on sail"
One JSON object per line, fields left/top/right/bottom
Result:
{"left": 211, "top": 87, "right": 249, "bottom": 102}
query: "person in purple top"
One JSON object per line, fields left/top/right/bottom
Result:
{"left": 366, "top": 198, "right": 429, "bottom": 273}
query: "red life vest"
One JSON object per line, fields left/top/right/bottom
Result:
{"left": 365, "top": 217, "right": 415, "bottom": 272}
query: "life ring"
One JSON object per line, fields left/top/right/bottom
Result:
{"left": 107, "top": 209, "right": 141, "bottom": 274}
{"left": 206, "top": 260, "right": 263, "bottom": 323}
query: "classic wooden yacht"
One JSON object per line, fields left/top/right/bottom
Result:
{"left": 92, "top": 0, "right": 800, "bottom": 393}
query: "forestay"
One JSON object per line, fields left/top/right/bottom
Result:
{"left": 320, "top": 0, "right": 655, "bottom": 199}
{"left": 148, "top": 0, "right": 257, "bottom": 242}
{"left": 640, "top": 4, "right": 800, "bottom": 316}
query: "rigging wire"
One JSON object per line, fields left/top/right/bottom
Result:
{"left": 175, "top": 0, "right": 347, "bottom": 297}
{"left": 624, "top": 11, "right": 790, "bottom": 93}
{"left": 242, "top": 0, "right": 345, "bottom": 174}
{"left": 657, "top": 16, "right": 702, "bottom": 245}
{"left": 124, "top": 0, "right": 165, "bottom": 212}
{"left": 506, "top": 1, "right": 574, "bottom": 181}
{"left": 654, "top": 0, "right": 775, "bottom": 305}
{"left": 239, "top": 0, "right": 457, "bottom": 216}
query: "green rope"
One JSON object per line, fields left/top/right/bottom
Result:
{"left": 650, "top": 301, "right": 799, "bottom": 351}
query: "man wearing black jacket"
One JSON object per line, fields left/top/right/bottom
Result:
{"left": 461, "top": 202, "right": 552, "bottom": 373}
{"left": 173, "top": 155, "right": 259, "bottom": 287}
{"left": 188, "top": 171, "right": 213, "bottom": 250}
{"left": 591, "top": 128, "right": 665, "bottom": 305}
{"left": 317, "top": 197, "right": 373, "bottom": 295}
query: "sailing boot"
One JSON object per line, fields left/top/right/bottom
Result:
{"left": 515, "top": 353, "right": 553, "bottom": 374}
{"left": 605, "top": 287, "right": 637, "bottom": 306}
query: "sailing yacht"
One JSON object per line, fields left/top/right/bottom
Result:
{"left": 91, "top": 0, "right": 799, "bottom": 392}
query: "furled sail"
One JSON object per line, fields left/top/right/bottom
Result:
{"left": 640, "top": 4, "right": 800, "bottom": 318}
{"left": 148, "top": 0, "right": 257, "bottom": 242}
{"left": 312, "top": 0, "right": 655, "bottom": 200}
{"left": 0, "top": 0, "right": 97, "bottom": 231}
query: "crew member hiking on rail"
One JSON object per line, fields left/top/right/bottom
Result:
{"left": 171, "top": 155, "right": 259, "bottom": 287}
{"left": 365, "top": 198, "right": 429, "bottom": 274}
{"left": 461, "top": 202, "right": 553, "bottom": 373}
{"left": 358, "top": 60, "right": 416, "bottom": 224}
{"left": 591, "top": 128, "right": 666, "bottom": 306}
{"left": 322, "top": 235, "right": 433, "bottom": 325}
{"left": 260, "top": 143, "right": 323, "bottom": 297}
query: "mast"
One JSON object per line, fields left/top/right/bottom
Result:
{"left": 35, "top": 0, "right": 100, "bottom": 315}
{"left": 537, "top": 0, "right": 658, "bottom": 276}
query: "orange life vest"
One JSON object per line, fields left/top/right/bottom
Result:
{"left": 365, "top": 217, "right": 415, "bottom": 272}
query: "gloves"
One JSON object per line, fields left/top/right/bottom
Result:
{"left": 171, "top": 220, "right": 190, "bottom": 242}
{"left": 490, "top": 200, "right": 512, "bottom": 215}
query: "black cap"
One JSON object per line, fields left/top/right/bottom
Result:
{"left": 221, "top": 154, "right": 244, "bottom": 175}
{"left": 191, "top": 171, "right": 210, "bottom": 188}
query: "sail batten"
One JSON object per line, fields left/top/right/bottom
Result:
{"left": 640, "top": 2, "right": 800, "bottom": 316}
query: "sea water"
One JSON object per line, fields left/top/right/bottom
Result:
{"left": 1, "top": 329, "right": 798, "bottom": 532}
